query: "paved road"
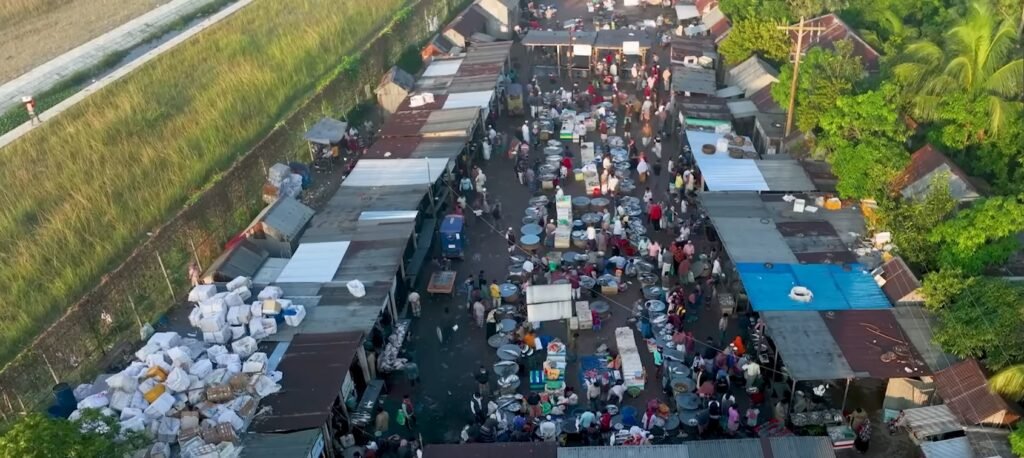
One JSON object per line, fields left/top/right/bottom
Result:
{"left": 0, "top": 0, "right": 251, "bottom": 150}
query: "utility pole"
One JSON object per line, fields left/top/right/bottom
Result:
{"left": 777, "top": 17, "right": 826, "bottom": 138}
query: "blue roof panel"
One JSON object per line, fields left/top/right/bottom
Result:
{"left": 737, "top": 263, "right": 891, "bottom": 312}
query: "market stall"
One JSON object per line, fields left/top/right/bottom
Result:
{"left": 592, "top": 30, "right": 655, "bottom": 69}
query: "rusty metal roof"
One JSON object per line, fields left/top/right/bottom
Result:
{"left": 670, "top": 37, "right": 717, "bottom": 63}
{"left": 821, "top": 309, "right": 930, "bottom": 378}
{"left": 894, "top": 144, "right": 980, "bottom": 201}
{"left": 251, "top": 331, "right": 364, "bottom": 433}
{"left": 364, "top": 136, "right": 466, "bottom": 160}
{"left": 934, "top": 359, "right": 1022, "bottom": 426}
{"left": 447, "top": 4, "right": 488, "bottom": 38}
{"left": 393, "top": 94, "right": 448, "bottom": 113}
{"left": 378, "top": 109, "right": 432, "bottom": 137}
{"left": 420, "top": 107, "right": 479, "bottom": 137}
{"left": 424, "top": 443, "right": 558, "bottom": 458}
{"left": 795, "top": 14, "right": 880, "bottom": 72}
{"left": 461, "top": 41, "right": 513, "bottom": 65}
{"left": 877, "top": 256, "right": 924, "bottom": 305}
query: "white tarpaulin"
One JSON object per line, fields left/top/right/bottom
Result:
{"left": 526, "top": 284, "right": 573, "bottom": 322}
{"left": 276, "top": 241, "right": 350, "bottom": 283}
{"left": 622, "top": 41, "right": 641, "bottom": 55}
{"left": 342, "top": 158, "right": 450, "bottom": 187}
{"left": 686, "top": 130, "right": 769, "bottom": 191}
{"left": 422, "top": 58, "right": 462, "bottom": 77}
{"left": 675, "top": 4, "right": 699, "bottom": 20}
{"left": 573, "top": 44, "right": 593, "bottom": 56}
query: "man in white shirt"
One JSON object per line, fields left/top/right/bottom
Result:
{"left": 521, "top": 121, "right": 530, "bottom": 144}
{"left": 608, "top": 381, "right": 627, "bottom": 404}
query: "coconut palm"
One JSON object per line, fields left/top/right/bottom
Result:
{"left": 990, "top": 364, "right": 1024, "bottom": 401}
{"left": 893, "top": 0, "right": 1023, "bottom": 136}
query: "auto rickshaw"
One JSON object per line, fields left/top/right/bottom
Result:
{"left": 506, "top": 83, "right": 524, "bottom": 116}
{"left": 439, "top": 214, "right": 467, "bottom": 258}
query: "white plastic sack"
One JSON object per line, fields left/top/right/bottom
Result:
{"left": 226, "top": 306, "right": 251, "bottom": 326}
{"left": 109, "top": 390, "right": 132, "bottom": 412}
{"left": 250, "top": 302, "right": 263, "bottom": 320}
{"left": 206, "top": 345, "right": 228, "bottom": 361}
{"left": 249, "top": 374, "right": 282, "bottom": 397}
{"left": 77, "top": 392, "right": 110, "bottom": 410}
{"left": 148, "top": 443, "right": 171, "bottom": 458}
{"left": 188, "top": 307, "right": 203, "bottom": 328}
{"left": 248, "top": 319, "right": 267, "bottom": 340}
{"left": 268, "top": 163, "right": 291, "bottom": 187}
{"left": 346, "top": 280, "right": 366, "bottom": 298}
{"left": 229, "top": 326, "right": 246, "bottom": 340}
{"left": 129, "top": 391, "right": 149, "bottom": 410}
{"left": 233, "top": 286, "right": 252, "bottom": 302}
{"left": 73, "top": 384, "right": 93, "bottom": 402}
{"left": 199, "top": 297, "right": 227, "bottom": 316}
{"left": 261, "top": 318, "right": 278, "bottom": 336}
{"left": 106, "top": 373, "right": 138, "bottom": 392}
{"left": 165, "top": 368, "right": 190, "bottom": 393}
{"left": 218, "top": 409, "right": 245, "bottom": 431}
{"left": 148, "top": 332, "right": 181, "bottom": 351}
{"left": 189, "top": 359, "right": 213, "bottom": 379}
{"left": 120, "top": 416, "right": 146, "bottom": 433}
{"left": 157, "top": 417, "right": 181, "bottom": 442}
{"left": 231, "top": 337, "right": 257, "bottom": 359}
{"left": 135, "top": 343, "right": 160, "bottom": 361}
{"left": 257, "top": 286, "right": 283, "bottom": 300}
{"left": 167, "top": 347, "right": 193, "bottom": 368}
{"left": 198, "top": 312, "right": 226, "bottom": 333}
{"left": 188, "top": 284, "right": 218, "bottom": 302}
{"left": 215, "top": 353, "right": 241, "bottom": 369}
{"left": 243, "top": 353, "right": 268, "bottom": 374}
{"left": 146, "top": 353, "right": 171, "bottom": 373}
{"left": 120, "top": 407, "right": 143, "bottom": 421}
{"left": 223, "top": 292, "right": 244, "bottom": 308}
{"left": 137, "top": 378, "right": 157, "bottom": 396}
{"left": 226, "top": 276, "right": 251, "bottom": 292}
{"left": 202, "top": 327, "right": 231, "bottom": 345}
{"left": 144, "top": 392, "right": 175, "bottom": 419}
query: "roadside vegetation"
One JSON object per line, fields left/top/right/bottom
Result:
{"left": 0, "top": 0, "right": 405, "bottom": 367}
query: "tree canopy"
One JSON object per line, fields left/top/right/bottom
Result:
{"left": 928, "top": 196, "right": 1024, "bottom": 274}
{"left": 932, "top": 276, "right": 1024, "bottom": 370}
{"left": 718, "top": 19, "right": 792, "bottom": 67}
{"left": 771, "top": 42, "right": 866, "bottom": 135}
{"left": 0, "top": 410, "right": 147, "bottom": 458}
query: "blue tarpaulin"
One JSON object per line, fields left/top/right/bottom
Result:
{"left": 737, "top": 263, "right": 891, "bottom": 312}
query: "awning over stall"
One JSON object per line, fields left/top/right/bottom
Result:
{"left": 762, "top": 311, "right": 855, "bottom": 381}
{"left": 303, "top": 117, "right": 348, "bottom": 144}
{"left": 341, "top": 158, "right": 450, "bottom": 187}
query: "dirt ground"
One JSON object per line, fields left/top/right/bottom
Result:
{"left": 0, "top": 0, "right": 163, "bottom": 83}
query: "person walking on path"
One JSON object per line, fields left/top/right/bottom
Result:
{"left": 407, "top": 291, "right": 421, "bottom": 318}
{"left": 649, "top": 201, "right": 662, "bottom": 231}
{"left": 489, "top": 281, "right": 501, "bottom": 308}
{"left": 475, "top": 366, "right": 491, "bottom": 397}
{"left": 463, "top": 275, "right": 476, "bottom": 308}
{"left": 719, "top": 313, "right": 729, "bottom": 346}
{"left": 374, "top": 405, "right": 390, "bottom": 437}
{"left": 473, "top": 300, "right": 486, "bottom": 328}
{"left": 401, "top": 395, "right": 416, "bottom": 431}
{"left": 854, "top": 421, "right": 872, "bottom": 453}
{"left": 506, "top": 227, "right": 517, "bottom": 253}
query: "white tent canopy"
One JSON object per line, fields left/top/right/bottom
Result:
{"left": 675, "top": 4, "right": 699, "bottom": 21}
{"left": 526, "top": 284, "right": 573, "bottom": 322}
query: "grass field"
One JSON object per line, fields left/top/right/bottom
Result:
{"left": 0, "top": 0, "right": 406, "bottom": 367}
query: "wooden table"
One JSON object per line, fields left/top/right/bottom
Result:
{"left": 427, "top": 271, "right": 457, "bottom": 297}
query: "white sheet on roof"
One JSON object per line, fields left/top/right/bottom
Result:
{"left": 675, "top": 4, "right": 699, "bottom": 20}
{"left": 342, "top": 158, "right": 450, "bottom": 187}
{"left": 687, "top": 130, "right": 769, "bottom": 191}
{"left": 422, "top": 59, "right": 462, "bottom": 77}
{"left": 443, "top": 91, "right": 493, "bottom": 110}
{"left": 276, "top": 241, "right": 350, "bottom": 283}
{"left": 359, "top": 211, "right": 419, "bottom": 221}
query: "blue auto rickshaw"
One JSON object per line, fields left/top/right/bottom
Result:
{"left": 440, "top": 214, "right": 466, "bottom": 258}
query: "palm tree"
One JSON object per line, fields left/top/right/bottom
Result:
{"left": 990, "top": 364, "right": 1024, "bottom": 401}
{"left": 893, "top": 0, "right": 1023, "bottom": 137}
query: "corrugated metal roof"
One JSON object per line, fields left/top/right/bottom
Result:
{"left": 965, "top": 427, "right": 1016, "bottom": 458}
{"left": 303, "top": 117, "right": 347, "bottom": 144}
{"left": 240, "top": 430, "right": 321, "bottom": 458}
{"left": 754, "top": 160, "right": 817, "bottom": 191}
{"left": 921, "top": 437, "right": 973, "bottom": 458}
{"left": 204, "top": 239, "right": 269, "bottom": 282}
{"left": 877, "top": 256, "right": 924, "bottom": 304}
{"left": 680, "top": 97, "right": 732, "bottom": 121}
{"left": 895, "top": 144, "right": 980, "bottom": 202}
{"left": 727, "top": 99, "right": 757, "bottom": 118}
{"left": 423, "top": 58, "right": 463, "bottom": 77}
{"left": 276, "top": 241, "right": 350, "bottom": 283}
{"left": 420, "top": 107, "right": 479, "bottom": 137}
{"left": 687, "top": 130, "right": 767, "bottom": 191}
{"left": 670, "top": 36, "right": 717, "bottom": 63}
{"left": 673, "top": 66, "right": 717, "bottom": 95}
{"left": 425, "top": 443, "right": 557, "bottom": 458}
{"left": 768, "top": 436, "right": 837, "bottom": 458}
{"left": 342, "top": 158, "right": 450, "bottom": 187}
{"left": 903, "top": 405, "right": 963, "bottom": 439}
{"left": 675, "top": 4, "right": 699, "bottom": 20}
{"left": 251, "top": 332, "right": 364, "bottom": 433}
{"left": 687, "top": 438, "right": 763, "bottom": 457}
{"left": 823, "top": 310, "right": 930, "bottom": 378}
{"left": 701, "top": 192, "right": 772, "bottom": 218}
{"left": 378, "top": 66, "right": 415, "bottom": 92}
{"left": 261, "top": 198, "right": 315, "bottom": 242}
{"left": 287, "top": 304, "right": 383, "bottom": 336}
{"left": 301, "top": 184, "right": 424, "bottom": 244}
{"left": 709, "top": 216, "right": 799, "bottom": 264}
{"left": 448, "top": 5, "right": 488, "bottom": 38}
{"left": 934, "top": 359, "right": 1022, "bottom": 426}
{"left": 762, "top": 311, "right": 855, "bottom": 380}
{"left": 891, "top": 305, "right": 958, "bottom": 373}
{"left": 726, "top": 55, "right": 779, "bottom": 96}
{"left": 593, "top": 29, "right": 655, "bottom": 49}
{"left": 559, "top": 445, "right": 689, "bottom": 458}
{"left": 520, "top": 30, "right": 595, "bottom": 47}
{"left": 738, "top": 263, "right": 891, "bottom": 312}
{"left": 461, "top": 40, "right": 513, "bottom": 65}
{"left": 796, "top": 14, "right": 880, "bottom": 72}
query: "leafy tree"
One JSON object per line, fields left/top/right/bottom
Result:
{"left": 771, "top": 41, "right": 866, "bottom": 134}
{"left": 933, "top": 277, "right": 1024, "bottom": 369}
{"left": 787, "top": 0, "right": 848, "bottom": 18}
{"left": 921, "top": 268, "right": 973, "bottom": 310}
{"left": 877, "top": 178, "right": 956, "bottom": 269}
{"left": 816, "top": 87, "right": 909, "bottom": 198}
{"left": 893, "top": 0, "right": 1023, "bottom": 138}
{"left": 990, "top": 364, "right": 1024, "bottom": 401}
{"left": 0, "top": 410, "right": 148, "bottom": 458}
{"left": 1011, "top": 423, "right": 1024, "bottom": 456}
{"left": 720, "top": 0, "right": 792, "bottom": 21}
{"left": 928, "top": 196, "right": 1024, "bottom": 274}
{"left": 718, "top": 19, "right": 792, "bottom": 66}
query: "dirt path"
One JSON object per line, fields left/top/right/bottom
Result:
{"left": 0, "top": 0, "right": 163, "bottom": 83}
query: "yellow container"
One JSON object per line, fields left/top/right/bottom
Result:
{"left": 143, "top": 384, "right": 166, "bottom": 403}
{"left": 146, "top": 366, "right": 168, "bottom": 382}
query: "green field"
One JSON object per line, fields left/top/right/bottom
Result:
{"left": 0, "top": 0, "right": 405, "bottom": 366}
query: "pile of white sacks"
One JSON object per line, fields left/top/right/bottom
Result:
{"left": 69, "top": 276, "right": 307, "bottom": 458}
